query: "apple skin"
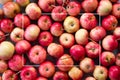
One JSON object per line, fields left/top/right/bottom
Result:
{"left": 51, "top": 6, "right": 67, "bottom": 21}
{"left": 14, "top": 13, "right": 30, "bottom": 28}
{"left": 79, "top": 57, "right": 95, "bottom": 73}
{"left": 70, "top": 44, "right": 86, "bottom": 61}
{"left": 59, "top": 33, "right": 75, "bottom": 48}
{"left": 3, "top": 2, "right": 20, "bottom": 18}
{"left": 0, "top": 9, "right": 4, "bottom": 19}
{"left": 24, "top": 24, "right": 40, "bottom": 41}
{"left": 75, "top": 29, "right": 88, "bottom": 45}
{"left": 56, "top": 0, "right": 69, "bottom": 6}
{"left": 82, "top": 0, "right": 98, "bottom": 12}
{"left": 10, "top": 27, "right": 24, "bottom": 43}
{"left": 28, "top": 45, "right": 47, "bottom": 64}
{"left": 57, "top": 54, "right": 74, "bottom": 72}
{"left": 2, "top": 70, "right": 18, "bottom": 80}
{"left": 38, "top": 0, "right": 55, "bottom": 12}
{"left": 109, "top": 66, "right": 120, "bottom": 80}
{"left": 116, "top": 53, "right": 120, "bottom": 66}
{"left": 50, "top": 22, "right": 64, "bottom": 37}
{"left": 39, "top": 31, "right": 53, "bottom": 46}
{"left": 0, "top": 30, "right": 6, "bottom": 43}
{"left": 64, "top": 16, "right": 80, "bottom": 33}
{"left": 0, "top": 60, "right": 8, "bottom": 73}
{"left": 80, "top": 13, "right": 97, "bottom": 30}
{"left": 66, "top": 1, "right": 81, "bottom": 16}
{"left": 112, "top": 3, "right": 120, "bottom": 19}
{"left": 90, "top": 26, "right": 106, "bottom": 41}
{"left": 97, "top": 0, "right": 112, "bottom": 16}
{"left": 0, "top": 0, "right": 12, "bottom": 4}
{"left": 85, "top": 42, "right": 101, "bottom": 58}
{"left": 0, "top": 19, "right": 14, "bottom": 33}
{"left": 47, "top": 43, "right": 64, "bottom": 58}
{"left": 36, "top": 77, "right": 48, "bottom": 80}
{"left": 93, "top": 66, "right": 108, "bottom": 80}
{"left": 0, "top": 41, "right": 15, "bottom": 60}
{"left": 102, "top": 35, "right": 118, "bottom": 51}
{"left": 15, "top": 40, "right": 31, "bottom": 55}
{"left": 16, "top": 0, "right": 30, "bottom": 7}
{"left": 25, "top": 3, "right": 42, "bottom": 20}
{"left": 85, "top": 77, "right": 96, "bottom": 80}
{"left": 39, "top": 61, "right": 55, "bottom": 78}
{"left": 20, "top": 66, "right": 37, "bottom": 80}
{"left": 113, "top": 27, "right": 120, "bottom": 40}
{"left": 38, "top": 15, "right": 52, "bottom": 30}
{"left": 68, "top": 66, "right": 83, "bottom": 80}
{"left": 102, "top": 15, "right": 118, "bottom": 31}
{"left": 53, "top": 71, "right": 68, "bottom": 80}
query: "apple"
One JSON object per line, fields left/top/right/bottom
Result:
{"left": 3, "top": 2, "right": 20, "bottom": 18}
{"left": 25, "top": 3, "right": 42, "bottom": 20}
{"left": 0, "top": 9, "right": 4, "bottom": 19}
{"left": 0, "top": 60, "right": 8, "bottom": 73}
{"left": 0, "top": 41, "right": 15, "bottom": 60}
{"left": 68, "top": 66, "right": 83, "bottom": 80}
{"left": 47, "top": 43, "right": 64, "bottom": 58}
{"left": 75, "top": 29, "right": 88, "bottom": 45}
{"left": 0, "top": 0, "right": 12, "bottom": 4}
{"left": 15, "top": 40, "right": 31, "bottom": 55}
{"left": 59, "top": 33, "right": 75, "bottom": 48}
{"left": 66, "top": 1, "right": 81, "bottom": 16}
{"left": 85, "top": 77, "right": 96, "bottom": 80}
{"left": 93, "top": 66, "right": 108, "bottom": 80}
{"left": 0, "top": 30, "right": 6, "bottom": 43}
{"left": 82, "top": 0, "right": 98, "bottom": 12}
{"left": 109, "top": 66, "right": 120, "bottom": 80}
{"left": 70, "top": 44, "right": 86, "bottom": 61}
{"left": 36, "top": 77, "right": 48, "bottom": 80}
{"left": 2, "top": 70, "right": 18, "bottom": 80}
{"left": 39, "top": 31, "right": 53, "bottom": 46}
{"left": 16, "top": 0, "right": 30, "bottom": 7}
{"left": 57, "top": 54, "right": 74, "bottom": 72}
{"left": 97, "top": 0, "right": 112, "bottom": 16}
{"left": 102, "top": 15, "right": 118, "bottom": 31}
{"left": 10, "top": 27, "right": 24, "bottom": 43}
{"left": 38, "top": 0, "right": 55, "bottom": 12}
{"left": 50, "top": 22, "right": 64, "bottom": 37}
{"left": 90, "top": 26, "right": 106, "bottom": 41}
{"left": 24, "top": 24, "right": 40, "bottom": 41}
{"left": 39, "top": 61, "right": 55, "bottom": 78}
{"left": 53, "top": 71, "right": 68, "bottom": 80}
{"left": 0, "top": 19, "right": 14, "bottom": 33}
{"left": 64, "top": 16, "right": 80, "bottom": 33}
{"left": 112, "top": 3, "right": 120, "bottom": 19}
{"left": 38, "top": 15, "right": 52, "bottom": 30}
{"left": 14, "top": 13, "right": 30, "bottom": 28}
{"left": 20, "top": 66, "right": 37, "bottom": 80}
{"left": 79, "top": 57, "right": 95, "bottom": 73}
{"left": 28, "top": 45, "right": 47, "bottom": 64}
{"left": 56, "top": 0, "right": 69, "bottom": 6}
{"left": 80, "top": 13, "right": 97, "bottom": 30}
{"left": 102, "top": 35, "right": 118, "bottom": 51}
{"left": 51, "top": 6, "right": 67, "bottom": 21}
{"left": 115, "top": 53, "right": 120, "bottom": 66}
{"left": 85, "top": 42, "right": 101, "bottom": 58}
{"left": 113, "top": 27, "right": 120, "bottom": 40}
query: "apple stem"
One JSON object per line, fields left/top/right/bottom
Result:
{"left": 51, "top": 5, "right": 56, "bottom": 8}
{"left": 88, "top": 38, "right": 97, "bottom": 44}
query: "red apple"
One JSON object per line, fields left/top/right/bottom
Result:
{"left": 0, "top": 9, "right": 4, "bottom": 19}
{"left": 90, "top": 26, "right": 106, "bottom": 41}
{"left": 115, "top": 53, "right": 120, "bottom": 66}
{"left": 25, "top": 3, "right": 41, "bottom": 20}
{"left": 112, "top": 3, "right": 120, "bottom": 19}
{"left": 82, "top": 0, "right": 98, "bottom": 12}
{"left": 56, "top": 0, "right": 69, "bottom": 6}
{"left": 102, "top": 15, "right": 118, "bottom": 31}
{"left": 16, "top": 0, "right": 30, "bottom": 7}
{"left": 0, "top": 60, "right": 8, "bottom": 73}
{"left": 113, "top": 27, "right": 120, "bottom": 40}
{"left": 39, "top": 31, "right": 53, "bottom": 46}
{"left": 39, "top": 61, "right": 55, "bottom": 78}
{"left": 38, "top": 15, "right": 52, "bottom": 30}
{"left": 36, "top": 77, "right": 48, "bottom": 80}
{"left": 64, "top": 16, "right": 80, "bottom": 33}
{"left": 102, "top": 35, "right": 118, "bottom": 51}
{"left": 80, "top": 13, "right": 97, "bottom": 30}
{"left": 15, "top": 40, "right": 31, "bottom": 55}
{"left": 3, "top": 2, "right": 20, "bottom": 18}
{"left": 66, "top": 1, "right": 81, "bottom": 16}
{"left": 47, "top": 43, "right": 64, "bottom": 58}
{"left": 57, "top": 54, "right": 74, "bottom": 72}
{"left": 20, "top": 66, "right": 37, "bottom": 80}
{"left": 85, "top": 42, "right": 101, "bottom": 58}
{"left": 51, "top": 6, "right": 67, "bottom": 21}
{"left": 0, "top": 30, "right": 6, "bottom": 43}
{"left": 85, "top": 77, "right": 96, "bottom": 80}
{"left": 70, "top": 44, "right": 86, "bottom": 61}
{"left": 50, "top": 22, "right": 64, "bottom": 37}
{"left": 0, "top": 19, "right": 14, "bottom": 33}
{"left": 28, "top": 45, "right": 47, "bottom": 64}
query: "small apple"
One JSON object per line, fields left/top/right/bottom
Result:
{"left": 85, "top": 77, "right": 96, "bottom": 80}
{"left": 0, "top": 30, "right": 6, "bottom": 43}
{"left": 39, "top": 61, "right": 55, "bottom": 78}
{"left": 16, "top": 0, "right": 30, "bottom": 7}
{"left": 113, "top": 27, "right": 120, "bottom": 40}
{"left": 112, "top": 3, "right": 120, "bottom": 19}
{"left": 0, "top": 60, "right": 8, "bottom": 73}
{"left": 115, "top": 53, "right": 120, "bottom": 66}
{"left": 36, "top": 77, "right": 48, "bottom": 80}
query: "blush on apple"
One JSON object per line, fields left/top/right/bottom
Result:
{"left": 0, "top": 60, "right": 8, "bottom": 73}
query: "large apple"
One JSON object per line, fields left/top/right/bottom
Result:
{"left": 0, "top": 60, "right": 8, "bottom": 73}
{"left": 112, "top": 3, "right": 120, "bottom": 19}
{"left": 16, "top": 0, "right": 30, "bottom": 7}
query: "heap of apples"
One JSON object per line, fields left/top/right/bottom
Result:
{"left": 0, "top": 0, "right": 120, "bottom": 80}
